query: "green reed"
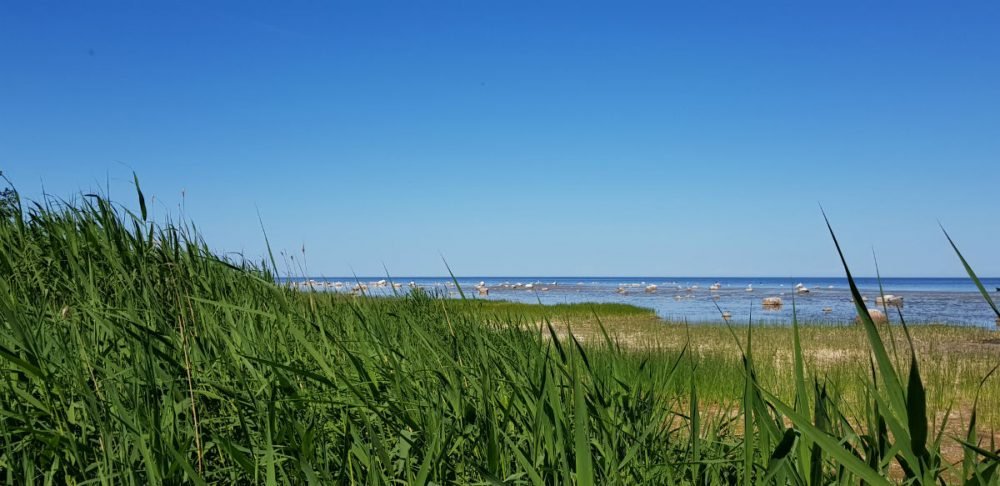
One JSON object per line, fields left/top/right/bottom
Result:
{"left": 0, "top": 180, "right": 997, "bottom": 484}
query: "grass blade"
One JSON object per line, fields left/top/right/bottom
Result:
{"left": 941, "top": 225, "right": 1000, "bottom": 319}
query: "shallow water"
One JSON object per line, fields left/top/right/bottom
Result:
{"left": 287, "top": 277, "right": 1000, "bottom": 328}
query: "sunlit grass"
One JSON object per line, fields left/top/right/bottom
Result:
{"left": 1, "top": 182, "right": 997, "bottom": 484}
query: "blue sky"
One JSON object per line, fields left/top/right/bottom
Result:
{"left": 2, "top": 1, "right": 998, "bottom": 277}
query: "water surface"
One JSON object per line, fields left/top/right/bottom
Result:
{"left": 288, "top": 276, "right": 1000, "bottom": 327}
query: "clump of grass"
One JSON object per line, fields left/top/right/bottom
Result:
{"left": 0, "top": 180, "right": 998, "bottom": 483}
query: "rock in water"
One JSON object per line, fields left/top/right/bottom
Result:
{"left": 855, "top": 308, "right": 887, "bottom": 324}
{"left": 875, "top": 295, "right": 903, "bottom": 307}
{"left": 762, "top": 297, "right": 783, "bottom": 307}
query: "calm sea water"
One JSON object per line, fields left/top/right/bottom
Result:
{"left": 287, "top": 277, "right": 1000, "bottom": 328}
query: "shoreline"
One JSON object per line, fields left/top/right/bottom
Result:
{"left": 454, "top": 299, "right": 1000, "bottom": 425}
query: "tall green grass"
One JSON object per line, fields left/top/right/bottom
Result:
{"left": 0, "top": 183, "right": 998, "bottom": 484}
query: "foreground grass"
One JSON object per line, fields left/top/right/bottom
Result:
{"left": 2, "top": 187, "right": 999, "bottom": 484}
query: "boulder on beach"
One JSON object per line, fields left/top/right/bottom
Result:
{"left": 762, "top": 297, "right": 783, "bottom": 307}
{"left": 645, "top": 284, "right": 657, "bottom": 293}
{"left": 855, "top": 308, "right": 888, "bottom": 324}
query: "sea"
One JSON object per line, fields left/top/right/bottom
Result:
{"left": 285, "top": 277, "right": 1000, "bottom": 328}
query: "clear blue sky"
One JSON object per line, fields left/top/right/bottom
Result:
{"left": 2, "top": 2, "right": 998, "bottom": 277}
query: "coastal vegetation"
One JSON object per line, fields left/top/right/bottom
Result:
{"left": 1, "top": 182, "right": 999, "bottom": 484}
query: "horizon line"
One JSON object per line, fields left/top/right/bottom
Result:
{"left": 282, "top": 275, "right": 996, "bottom": 280}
